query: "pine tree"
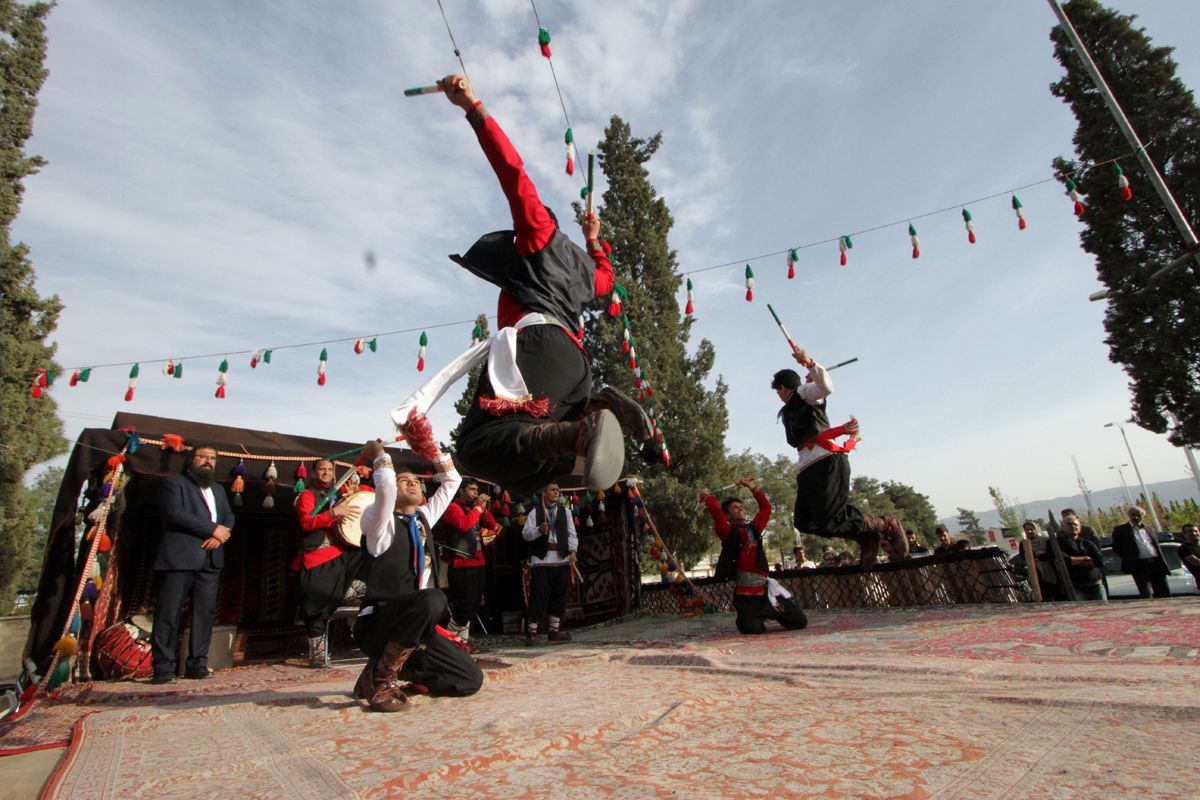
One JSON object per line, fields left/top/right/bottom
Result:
{"left": 581, "top": 116, "right": 729, "bottom": 564}
{"left": 956, "top": 508, "right": 984, "bottom": 547}
{"left": 1049, "top": 0, "right": 1200, "bottom": 447}
{"left": 0, "top": 1, "right": 65, "bottom": 612}
{"left": 447, "top": 313, "right": 490, "bottom": 448}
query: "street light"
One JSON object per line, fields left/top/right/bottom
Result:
{"left": 1104, "top": 421, "right": 1165, "bottom": 532}
{"left": 1108, "top": 464, "right": 1133, "bottom": 507}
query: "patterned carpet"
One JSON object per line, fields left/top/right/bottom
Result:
{"left": 8, "top": 598, "right": 1199, "bottom": 799}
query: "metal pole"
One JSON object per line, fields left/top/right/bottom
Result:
{"left": 1109, "top": 464, "right": 1133, "bottom": 507}
{"left": 1106, "top": 422, "right": 1164, "bottom": 532}
{"left": 1047, "top": 0, "right": 1200, "bottom": 280}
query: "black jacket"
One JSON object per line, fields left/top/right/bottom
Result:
{"left": 154, "top": 473, "right": 235, "bottom": 571}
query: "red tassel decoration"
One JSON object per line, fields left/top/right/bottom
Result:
{"left": 125, "top": 363, "right": 139, "bottom": 402}
{"left": 786, "top": 249, "right": 797, "bottom": 279}
{"left": 1012, "top": 195, "right": 1026, "bottom": 230}
{"left": 31, "top": 384, "right": 42, "bottom": 399}
{"left": 317, "top": 347, "right": 328, "bottom": 386}
{"left": 1065, "top": 178, "right": 1085, "bottom": 216}
{"left": 839, "top": 236, "right": 852, "bottom": 265}
{"left": 1114, "top": 164, "right": 1132, "bottom": 201}
{"left": 685, "top": 278, "right": 694, "bottom": 315}
{"left": 962, "top": 209, "right": 976, "bottom": 243}
{"left": 417, "top": 332, "right": 428, "bottom": 372}
{"left": 744, "top": 265, "right": 754, "bottom": 302}
{"left": 908, "top": 224, "right": 920, "bottom": 259}
{"left": 124, "top": 388, "right": 134, "bottom": 402}
{"left": 538, "top": 26, "right": 552, "bottom": 58}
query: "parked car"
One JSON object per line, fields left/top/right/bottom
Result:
{"left": 1100, "top": 543, "right": 1199, "bottom": 598}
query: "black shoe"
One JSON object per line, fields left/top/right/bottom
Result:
{"left": 151, "top": 672, "right": 176, "bottom": 685}
{"left": 184, "top": 667, "right": 214, "bottom": 680}
{"left": 590, "top": 386, "right": 654, "bottom": 440}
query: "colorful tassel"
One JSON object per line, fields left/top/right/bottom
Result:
{"left": 70, "top": 367, "right": 90, "bottom": 386}
{"left": 354, "top": 338, "right": 364, "bottom": 354}
{"left": 1012, "top": 195, "right": 1026, "bottom": 230}
{"left": 786, "top": 248, "right": 797, "bottom": 279}
{"left": 174, "top": 361, "right": 183, "bottom": 379}
{"left": 294, "top": 463, "right": 307, "bottom": 494}
{"left": 263, "top": 349, "right": 272, "bottom": 364}
{"left": 472, "top": 323, "right": 483, "bottom": 345}
{"left": 1114, "top": 164, "right": 1132, "bottom": 201}
{"left": 215, "top": 358, "right": 228, "bottom": 399}
{"left": 250, "top": 349, "right": 263, "bottom": 368}
{"left": 622, "top": 316, "right": 631, "bottom": 352}
{"left": 125, "top": 363, "right": 139, "bottom": 402}
{"left": 839, "top": 236, "right": 852, "bottom": 266}
{"left": 538, "top": 26, "right": 551, "bottom": 58}
{"left": 368, "top": 338, "right": 377, "bottom": 352}
{"left": 317, "top": 347, "right": 327, "bottom": 386}
{"left": 161, "top": 434, "right": 184, "bottom": 452}
{"left": 1065, "top": 177, "right": 1085, "bottom": 216}
{"left": 564, "top": 128, "right": 576, "bottom": 176}
{"left": 417, "top": 331, "right": 428, "bottom": 372}
{"left": 962, "top": 209, "right": 976, "bottom": 243}
{"left": 31, "top": 380, "right": 42, "bottom": 399}
{"left": 685, "top": 278, "right": 694, "bottom": 315}
{"left": 908, "top": 223, "right": 920, "bottom": 259}
{"left": 745, "top": 265, "right": 754, "bottom": 302}
{"left": 265, "top": 461, "right": 278, "bottom": 481}
{"left": 162, "top": 360, "right": 174, "bottom": 376}
{"left": 608, "top": 284, "right": 627, "bottom": 317}
{"left": 629, "top": 345, "right": 637, "bottom": 371}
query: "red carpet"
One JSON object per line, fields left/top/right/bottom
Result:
{"left": 9, "top": 598, "right": 1198, "bottom": 799}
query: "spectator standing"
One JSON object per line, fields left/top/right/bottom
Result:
{"left": 1111, "top": 507, "right": 1172, "bottom": 599}
{"left": 1177, "top": 523, "right": 1200, "bottom": 585}
{"left": 1057, "top": 515, "right": 1107, "bottom": 601}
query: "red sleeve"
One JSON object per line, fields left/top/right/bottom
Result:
{"left": 483, "top": 511, "right": 498, "bottom": 527}
{"left": 441, "top": 502, "right": 483, "bottom": 531}
{"left": 295, "top": 489, "right": 336, "bottom": 532}
{"left": 751, "top": 488, "right": 772, "bottom": 532}
{"left": 591, "top": 250, "right": 614, "bottom": 298}
{"left": 704, "top": 495, "right": 731, "bottom": 542}
{"left": 474, "top": 113, "right": 556, "bottom": 254}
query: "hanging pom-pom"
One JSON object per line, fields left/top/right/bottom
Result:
{"left": 317, "top": 347, "right": 327, "bottom": 386}
{"left": 839, "top": 236, "right": 852, "bottom": 266}
{"left": 263, "top": 493, "right": 275, "bottom": 510}
{"left": 744, "top": 264, "right": 754, "bottom": 302}
{"left": 472, "top": 323, "right": 483, "bottom": 345}
{"left": 53, "top": 634, "right": 77, "bottom": 660}
{"left": 962, "top": 208, "right": 976, "bottom": 243}
{"left": 1114, "top": 164, "right": 1132, "bottom": 201}
{"left": 265, "top": 461, "right": 278, "bottom": 481}
{"left": 564, "top": 128, "right": 576, "bottom": 176}
{"left": 263, "top": 349, "right": 272, "bottom": 364}
{"left": 368, "top": 338, "right": 377, "bottom": 352}
{"left": 538, "top": 26, "right": 551, "bottom": 58}
{"left": 294, "top": 463, "right": 307, "bottom": 494}
{"left": 174, "top": 361, "right": 183, "bottom": 379}
{"left": 230, "top": 475, "right": 245, "bottom": 494}
{"left": 1012, "top": 195, "right": 1026, "bottom": 230}
{"left": 215, "top": 359, "right": 229, "bottom": 399}
{"left": 417, "top": 331, "right": 428, "bottom": 372}
{"left": 629, "top": 346, "right": 637, "bottom": 371}
{"left": 233, "top": 458, "right": 247, "bottom": 477}
{"left": 162, "top": 360, "right": 174, "bottom": 376}
{"left": 31, "top": 376, "right": 43, "bottom": 399}
{"left": 70, "top": 368, "right": 81, "bottom": 386}
{"left": 250, "top": 349, "right": 263, "bottom": 369}
{"left": 354, "top": 338, "right": 364, "bottom": 355}
{"left": 125, "top": 363, "right": 139, "bottom": 402}
{"left": 786, "top": 248, "right": 797, "bottom": 279}
{"left": 622, "top": 316, "right": 631, "bottom": 352}
{"left": 122, "top": 428, "right": 140, "bottom": 453}
{"left": 908, "top": 223, "right": 920, "bottom": 259}
{"left": 97, "top": 532, "right": 112, "bottom": 552}
{"left": 1065, "top": 177, "right": 1085, "bottom": 216}
{"left": 685, "top": 278, "right": 695, "bottom": 315}
{"left": 608, "top": 284, "right": 627, "bottom": 317}
{"left": 161, "top": 434, "right": 184, "bottom": 452}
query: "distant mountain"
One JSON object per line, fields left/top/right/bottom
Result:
{"left": 939, "top": 477, "right": 1199, "bottom": 532}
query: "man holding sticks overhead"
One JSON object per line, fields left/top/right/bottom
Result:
{"left": 773, "top": 345, "right": 907, "bottom": 567}
{"left": 417, "top": 74, "right": 650, "bottom": 494}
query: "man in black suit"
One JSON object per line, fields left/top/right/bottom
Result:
{"left": 150, "top": 444, "right": 235, "bottom": 684}
{"left": 1111, "top": 506, "right": 1171, "bottom": 599}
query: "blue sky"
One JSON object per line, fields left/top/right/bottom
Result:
{"left": 15, "top": 1, "right": 1200, "bottom": 518}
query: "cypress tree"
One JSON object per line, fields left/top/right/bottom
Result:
{"left": 1049, "top": 0, "right": 1200, "bottom": 447}
{"left": 0, "top": 1, "right": 65, "bottom": 611}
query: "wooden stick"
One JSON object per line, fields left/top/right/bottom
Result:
{"left": 403, "top": 79, "right": 467, "bottom": 97}
{"left": 766, "top": 304, "right": 798, "bottom": 351}
{"left": 585, "top": 151, "right": 595, "bottom": 216}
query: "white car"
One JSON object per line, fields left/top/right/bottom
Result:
{"left": 1100, "top": 543, "right": 1199, "bottom": 598}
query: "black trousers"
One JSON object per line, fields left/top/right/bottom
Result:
{"left": 446, "top": 564, "right": 486, "bottom": 629}
{"left": 528, "top": 563, "right": 571, "bottom": 627}
{"left": 455, "top": 325, "right": 592, "bottom": 494}
{"left": 793, "top": 453, "right": 867, "bottom": 539}
{"left": 733, "top": 593, "right": 809, "bottom": 635}
{"left": 296, "top": 550, "right": 368, "bottom": 638}
{"left": 1131, "top": 558, "right": 1172, "bottom": 598}
{"left": 151, "top": 564, "right": 221, "bottom": 676}
{"left": 352, "top": 588, "right": 483, "bottom": 696}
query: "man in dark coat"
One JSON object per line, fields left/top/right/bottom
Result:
{"left": 1111, "top": 506, "right": 1172, "bottom": 599}
{"left": 150, "top": 444, "right": 235, "bottom": 684}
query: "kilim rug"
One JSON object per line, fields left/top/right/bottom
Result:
{"left": 26, "top": 599, "right": 1200, "bottom": 799}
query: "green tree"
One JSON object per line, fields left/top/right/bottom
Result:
{"left": 988, "top": 486, "right": 1028, "bottom": 539}
{"left": 581, "top": 116, "right": 729, "bottom": 566}
{"left": 0, "top": 1, "right": 65, "bottom": 614}
{"left": 1049, "top": 0, "right": 1200, "bottom": 447}
{"left": 956, "top": 508, "right": 985, "bottom": 547}
{"left": 849, "top": 477, "right": 938, "bottom": 551}
{"left": 7, "top": 465, "right": 62, "bottom": 613}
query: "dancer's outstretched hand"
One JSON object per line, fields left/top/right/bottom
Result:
{"left": 439, "top": 74, "right": 477, "bottom": 110}
{"left": 845, "top": 416, "right": 860, "bottom": 439}
{"left": 582, "top": 212, "right": 600, "bottom": 241}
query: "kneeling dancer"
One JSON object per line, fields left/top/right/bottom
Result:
{"left": 351, "top": 432, "right": 483, "bottom": 712}
{"left": 773, "top": 347, "right": 907, "bottom": 566}
{"left": 703, "top": 478, "right": 808, "bottom": 635}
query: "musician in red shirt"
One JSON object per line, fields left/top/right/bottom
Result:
{"left": 436, "top": 73, "right": 650, "bottom": 493}
{"left": 431, "top": 478, "right": 496, "bottom": 652}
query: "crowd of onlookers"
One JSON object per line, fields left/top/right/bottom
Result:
{"left": 779, "top": 506, "right": 1200, "bottom": 604}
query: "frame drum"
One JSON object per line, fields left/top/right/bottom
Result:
{"left": 329, "top": 491, "right": 375, "bottom": 549}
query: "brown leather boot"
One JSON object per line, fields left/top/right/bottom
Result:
{"left": 587, "top": 386, "right": 654, "bottom": 441}
{"left": 518, "top": 409, "right": 623, "bottom": 491}
{"left": 881, "top": 516, "right": 908, "bottom": 560}
{"left": 856, "top": 517, "right": 884, "bottom": 567}
{"left": 307, "top": 635, "right": 328, "bottom": 669}
{"left": 355, "top": 642, "right": 416, "bottom": 712}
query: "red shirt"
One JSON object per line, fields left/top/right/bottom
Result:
{"left": 472, "top": 112, "right": 614, "bottom": 329}
{"left": 440, "top": 501, "right": 497, "bottom": 568}
{"left": 704, "top": 488, "right": 772, "bottom": 595}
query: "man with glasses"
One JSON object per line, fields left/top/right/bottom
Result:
{"left": 1111, "top": 506, "right": 1171, "bottom": 599}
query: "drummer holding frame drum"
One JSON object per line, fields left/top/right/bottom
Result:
{"left": 293, "top": 458, "right": 372, "bottom": 668}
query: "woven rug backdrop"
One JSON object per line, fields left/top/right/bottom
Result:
{"left": 18, "top": 598, "right": 1200, "bottom": 800}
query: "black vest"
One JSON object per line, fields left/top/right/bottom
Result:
{"left": 432, "top": 499, "right": 483, "bottom": 560}
{"left": 780, "top": 392, "right": 830, "bottom": 448}
{"left": 364, "top": 512, "right": 437, "bottom": 603}
{"left": 528, "top": 504, "right": 572, "bottom": 560}
{"left": 450, "top": 228, "right": 595, "bottom": 327}
{"left": 714, "top": 522, "right": 768, "bottom": 582}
